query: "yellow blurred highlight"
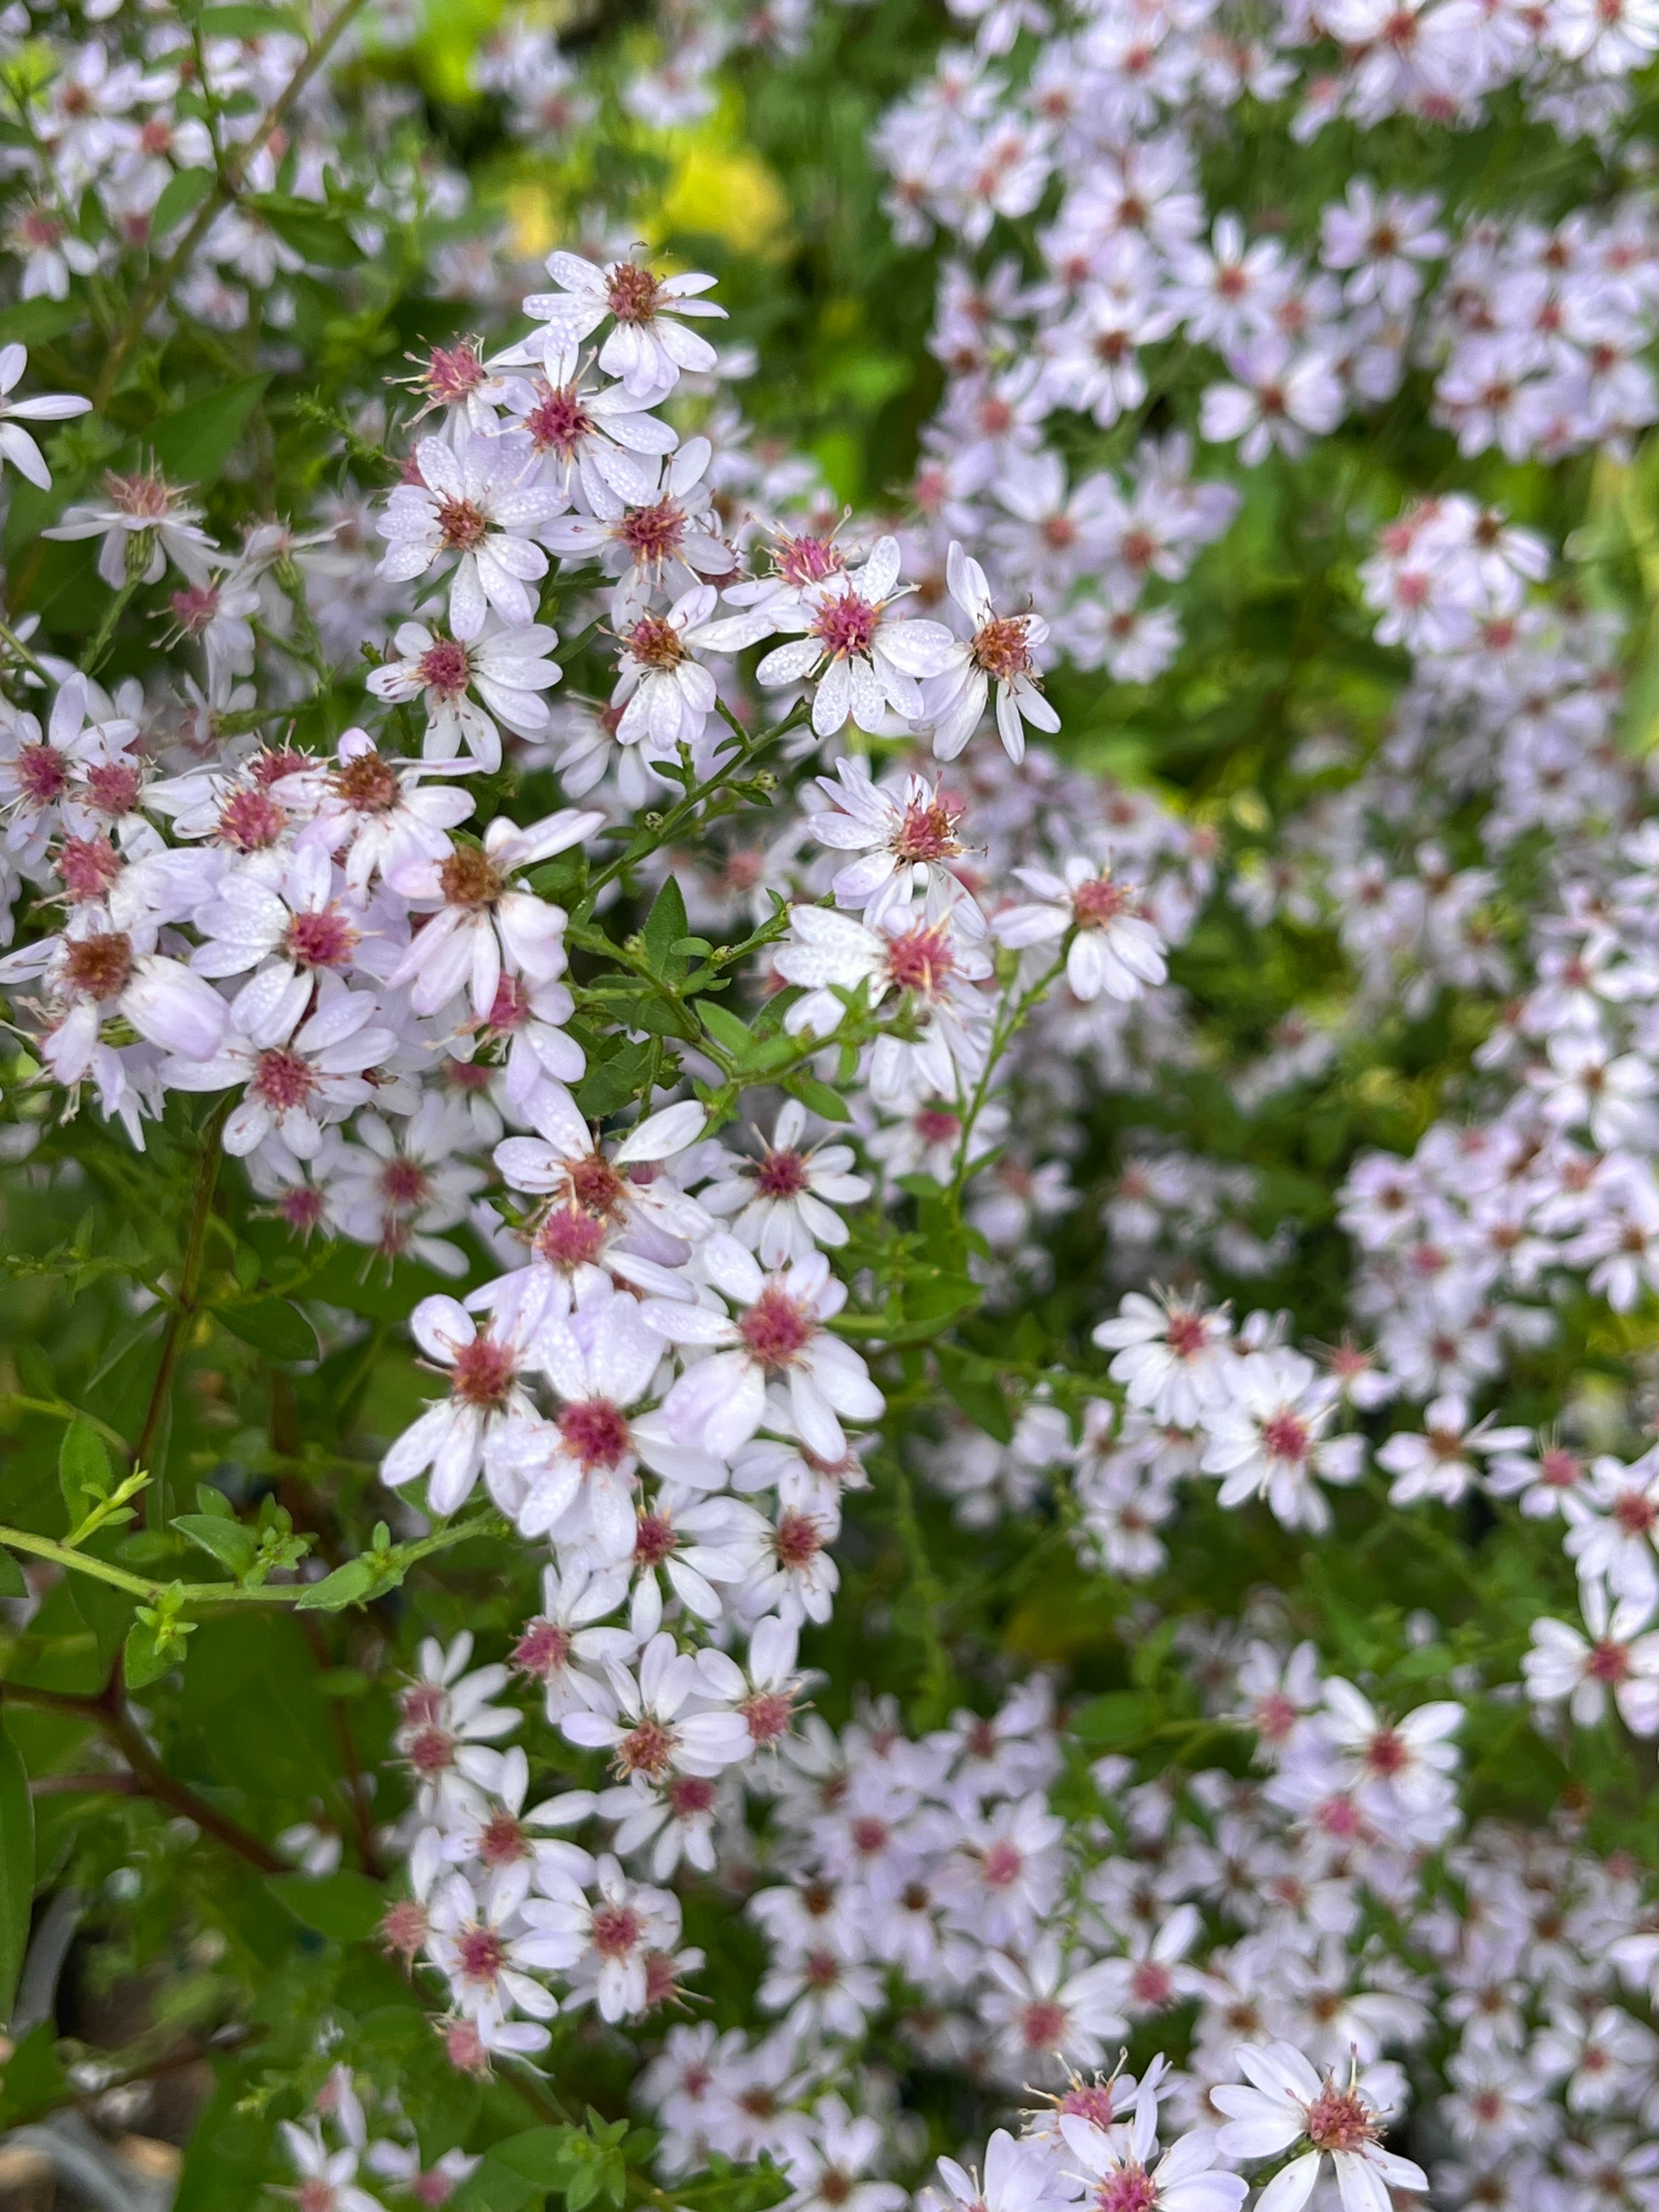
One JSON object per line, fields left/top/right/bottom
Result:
{"left": 657, "top": 139, "right": 792, "bottom": 260}
{"left": 507, "top": 183, "right": 560, "bottom": 262}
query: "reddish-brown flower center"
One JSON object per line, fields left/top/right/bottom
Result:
{"left": 285, "top": 908, "right": 359, "bottom": 969}
{"left": 512, "top": 1617, "right": 574, "bottom": 1677}
{"left": 755, "top": 1147, "right": 811, "bottom": 1198}
{"left": 83, "top": 760, "right": 142, "bottom": 815}
{"left": 1588, "top": 1640, "right": 1632, "bottom": 1684}
{"left": 436, "top": 496, "right": 490, "bottom": 552}
{"left": 619, "top": 500, "right": 686, "bottom": 566}
{"left": 606, "top": 262, "right": 663, "bottom": 324}
{"left": 740, "top": 1285, "right": 816, "bottom": 1369}
{"left": 668, "top": 1774, "right": 718, "bottom": 1819}
{"left": 624, "top": 613, "right": 687, "bottom": 669}
{"left": 478, "top": 1809, "right": 528, "bottom": 1865}
{"left": 15, "top": 743, "right": 67, "bottom": 805}
{"left": 1303, "top": 2083, "right": 1380, "bottom": 2153}
{"left": 1261, "top": 1410, "right": 1311, "bottom": 1463}
{"left": 439, "top": 847, "right": 505, "bottom": 909}
{"left": 1094, "top": 2167, "right": 1157, "bottom": 2212}
{"left": 218, "top": 787, "right": 288, "bottom": 853}
{"left": 557, "top": 1397, "right": 632, "bottom": 1470}
{"left": 894, "top": 798, "right": 963, "bottom": 862}
{"left": 455, "top": 1925, "right": 507, "bottom": 1984}
{"left": 449, "top": 1335, "right": 517, "bottom": 1410}
{"left": 616, "top": 1719, "right": 674, "bottom": 1778}
{"left": 417, "top": 636, "right": 473, "bottom": 696}
{"left": 742, "top": 1689, "right": 795, "bottom": 1745}
{"left": 63, "top": 928, "right": 133, "bottom": 999}
{"left": 1021, "top": 1998, "right": 1069, "bottom": 2050}
{"left": 331, "top": 752, "right": 400, "bottom": 814}
{"left": 970, "top": 613, "right": 1035, "bottom": 684}
{"left": 252, "top": 1047, "right": 318, "bottom": 1112}
{"left": 537, "top": 1205, "right": 610, "bottom": 1269}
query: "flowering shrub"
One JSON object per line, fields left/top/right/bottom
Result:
{"left": 4, "top": 0, "right": 1659, "bottom": 2207}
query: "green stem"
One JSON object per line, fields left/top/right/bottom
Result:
{"left": 0, "top": 615, "right": 49, "bottom": 680}
{"left": 947, "top": 951, "right": 1066, "bottom": 1206}
{"left": 136, "top": 1095, "right": 232, "bottom": 1516}
{"left": 92, "top": 0, "right": 374, "bottom": 413}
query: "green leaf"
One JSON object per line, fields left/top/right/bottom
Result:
{"left": 217, "top": 1297, "right": 319, "bottom": 1363}
{"left": 58, "top": 1414, "right": 112, "bottom": 1526}
{"left": 699, "top": 1001, "right": 754, "bottom": 1057}
{"left": 670, "top": 2158, "right": 791, "bottom": 2212}
{"left": 0, "top": 1549, "right": 25, "bottom": 1599}
{"left": 642, "top": 875, "right": 691, "bottom": 980}
{"left": 149, "top": 375, "right": 270, "bottom": 487}
{"left": 267, "top": 1869, "right": 385, "bottom": 1943}
{"left": 783, "top": 1075, "right": 851, "bottom": 1124}
{"left": 250, "top": 196, "right": 363, "bottom": 267}
{"left": 198, "top": 2, "right": 306, "bottom": 31}
{"left": 292, "top": 1557, "right": 378, "bottom": 1611}
{"left": 0, "top": 1709, "right": 35, "bottom": 2022}
{"left": 0, "top": 298, "right": 81, "bottom": 347}
{"left": 936, "top": 1347, "right": 1012, "bottom": 1443}
{"left": 902, "top": 1272, "right": 979, "bottom": 1323}
{"left": 171, "top": 1512, "right": 259, "bottom": 1579}
{"left": 148, "top": 165, "right": 215, "bottom": 241}
{"left": 489, "top": 2130, "right": 580, "bottom": 2183}
{"left": 1070, "top": 1690, "right": 1158, "bottom": 1745}
{"left": 124, "top": 1611, "right": 185, "bottom": 1690}
{"left": 573, "top": 1039, "right": 653, "bottom": 1119}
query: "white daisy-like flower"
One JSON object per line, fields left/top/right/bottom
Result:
{"left": 1212, "top": 2045, "right": 1427, "bottom": 2212}
{"left": 0, "top": 343, "right": 92, "bottom": 491}
{"left": 380, "top": 1274, "right": 556, "bottom": 1516}
{"left": 367, "top": 618, "right": 563, "bottom": 771}
{"left": 512, "top": 253, "right": 727, "bottom": 398}
{"left": 926, "top": 541, "right": 1059, "bottom": 763}
{"left": 376, "top": 428, "right": 561, "bottom": 641}
{"left": 993, "top": 856, "right": 1167, "bottom": 1002}
{"left": 753, "top": 534, "right": 958, "bottom": 740}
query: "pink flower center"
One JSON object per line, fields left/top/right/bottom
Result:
{"left": 618, "top": 499, "right": 686, "bottom": 566}
{"left": 297, "top": 2182, "right": 336, "bottom": 2212}
{"left": 171, "top": 584, "right": 220, "bottom": 633}
{"left": 217, "top": 787, "right": 288, "bottom": 853}
{"left": 885, "top": 921, "right": 955, "bottom": 996}
{"left": 58, "top": 834, "right": 122, "bottom": 902}
{"left": 1539, "top": 1448, "right": 1582, "bottom": 1489}
{"left": 1094, "top": 2168, "right": 1158, "bottom": 2212}
{"left": 380, "top": 1897, "right": 428, "bottom": 1960}
{"left": 512, "top": 1617, "right": 573, "bottom": 1677}
{"left": 1165, "top": 1310, "right": 1209, "bottom": 1359}
{"left": 774, "top": 1508, "right": 823, "bottom": 1570}
{"left": 1366, "top": 1727, "right": 1408, "bottom": 1776}
{"left": 1130, "top": 1960, "right": 1172, "bottom": 2006}
{"left": 253, "top": 1047, "right": 319, "bottom": 1113}
{"left": 1588, "top": 1640, "right": 1631, "bottom": 1684}
{"left": 381, "top": 1158, "right": 432, "bottom": 1209}
{"left": 1021, "top": 1998, "right": 1069, "bottom": 2050}
{"left": 15, "top": 744, "right": 67, "bottom": 804}
{"left": 740, "top": 1285, "right": 816, "bottom": 1369}
{"left": 449, "top": 1336, "right": 518, "bottom": 1410}
{"left": 557, "top": 1397, "right": 632, "bottom": 1470}
{"left": 1303, "top": 2083, "right": 1380, "bottom": 2153}
{"left": 970, "top": 613, "right": 1035, "bottom": 684}
{"left": 915, "top": 1105, "right": 961, "bottom": 1144}
{"left": 280, "top": 1188, "right": 326, "bottom": 1234}
{"left": 1073, "top": 876, "right": 1133, "bottom": 927}
{"left": 1615, "top": 1493, "right": 1657, "bottom": 1535}
{"left": 811, "top": 590, "right": 881, "bottom": 660}
{"left": 755, "top": 1147, "right": 810, "bottom": 1198}
{"left": 104, "top": 471, "right": 171, "bottom": 520}
{"left": 537, "top": 1205, "right": 610, "bottom": 1270}
{"left": 455, "top": 1925, "right": 507, "bottom": 1985}
{"left": 285, "top": 908, "right": 358, "bottom": 969}
{"left": 407, "top": 1724, "right": 455, "bottom": 1775}
{"left": 424, "top": 341, "right": 486, "bottom": 403}
{"left": 83, "top": 760, "right": 142, "bottom": 815}
{"left": 478, "top": 1809, "right": 528, "bottom": 1865}
{"left": 743, "top": 1689, "right": 795, "bottom": 1745}
{"left": 1261, "top": 1410, "right": 1311, "bottom": 1463}
{"left": 417, "top": 636, "right": 473, "bottom": 696}
{"left": 634, "top": 1511, "right": 679, "bottom": 1568}
{"left": 981, "top": 1840, "right": 1023, "bottom": 1888}
{"left": 773, "top": 531, "right": 845, "bottom": 586}
{"left": 894, "top": 797, "right": 963, "bottom": 862}
{"left": 669, "top": 1774, "right": 718, "bottom": 1819}
{"left": 525, "top": 381, "right": 595, "bottom": 456}
{"left": 1060, "top": 2083, "right": 1116, "bottom": 2127}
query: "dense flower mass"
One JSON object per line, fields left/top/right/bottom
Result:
{"left": 2, "top": 0, "right": 1659, "bottom": 2205}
